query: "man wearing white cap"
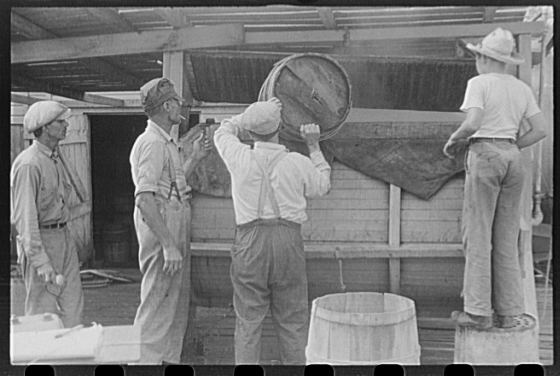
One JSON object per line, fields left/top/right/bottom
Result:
{"left": 443, "top": 28, "right": 547, "bottom": 329}
{"left": 10, "top": 100, "right": 84, "bottom": 328}
{"left": 130, "top": 78, "right": 211, "bottom": 364}
{"left": 214, "top": 97, "right": 331, "bottom": 364}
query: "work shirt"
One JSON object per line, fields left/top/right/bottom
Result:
{"left": 214, "top": 117, "right": 331, "bottom": 225}
{"left": 461, "top": 73, "right": 541, "bottom": 139}
{"left": 130, "top": 120, "right": 191, "bottom": 202}
{"left": 10, "top": 140, "right": 72, "bottom": 268}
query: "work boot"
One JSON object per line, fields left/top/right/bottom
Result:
{"left": 451, "top": 311, "right": 492, "bottom": 330}
{"left": 496, "top": 315, "right": 516, "bottom": 328}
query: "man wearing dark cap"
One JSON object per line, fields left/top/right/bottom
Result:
{"left": 130, "top": 78, "right": 211, "bottom": 364}
{"left": 11, "top": 100, "right": 84, "bottom": 328}
{"left": 214, "top": 97, "right": 331, "bottom": 364}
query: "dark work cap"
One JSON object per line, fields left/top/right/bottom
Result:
{"left": 140, "top": 78, "right": 185, "bottom": 111}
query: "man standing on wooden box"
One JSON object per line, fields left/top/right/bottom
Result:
{"left": 443, "top": 28, "right": 547, "bottom": 329}
{"left": 11, "top": 100, "right": 84, "bottom": 328}
{"left": 214, "top": 98, "right": 331, "bottom": 364}
{"left": 130, "top": 78, "right": 210, "bottom": 364}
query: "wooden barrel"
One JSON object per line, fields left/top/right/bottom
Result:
{"left": 306, "top": 292, "right": 420, "bottom": 365}
{"left": 453, "top": 313, "right": 539, "bottom": 364}
{"left": 258, "top": 53, "right": 352, "bottom": 142}
{"left": 102, "top": 222, "right": 129, "bottom": 266}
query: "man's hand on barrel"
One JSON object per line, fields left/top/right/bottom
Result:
{"left": 268, "top": 97, "right": 282, "bottom": 111}
{"left": 162, "top": 243, "right": 183, "bottom": 275}
{"left": 300, "top": 123, "right": 321, "bottom": 145}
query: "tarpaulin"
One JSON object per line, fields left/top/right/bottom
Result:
{"left": 182, "top": 121, "right": 468, "bottom": 201}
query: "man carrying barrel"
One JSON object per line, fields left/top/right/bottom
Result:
{"left": 214, "top": 97, "right": 331, "bottom": 364}
{"left": 10, "top": 101, "right": 84, "bottom": 328}
{"left": 443, "top": 28, "right": 547, "bottom": 329}
{"left": 130, "top": 78, "right": 211, "bottom": 364}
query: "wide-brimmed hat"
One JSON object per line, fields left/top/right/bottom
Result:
{"left": 140, "top": 78, "right": 185, "bottom": 111}
{"left": 239, "top": 100, "right": 281, "bottom": 136}
{"left": 23, "top": 101, "right": 72, "bottom": 133}
{"left": 466, "top": 28, "right": 524, "bottom": 65}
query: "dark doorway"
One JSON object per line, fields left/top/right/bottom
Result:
{"left": 90, "top": 112, "right": 200, "bottom": 267}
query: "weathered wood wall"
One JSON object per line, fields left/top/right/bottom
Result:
{"left": 188, "top": 107, "right": 468, "bottom": 316}
{"left": 401, "top": 179, "right": 464, "bottom": 243}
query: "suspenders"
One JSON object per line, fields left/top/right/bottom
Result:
{"left": 166, "top": 144, "right": 182, "bottom": 202}
{"left": 252, "top": 151, "right": 287, "bottom": 219}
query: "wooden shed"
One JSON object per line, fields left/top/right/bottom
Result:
{"left": 10, "top": 6, "right": 552, "bottom": 325}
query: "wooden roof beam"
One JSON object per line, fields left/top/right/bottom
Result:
{"left": 12, "top": 75, "right": 125, "bottom": 107}
{"left": 317, "top": 8, "right": 336, "bottom": 29}
{"left": 483, "top": 7, "right": 498, "bottom": 22}
{"left": 154, "top": 8, "right": 192, "bottom": 28}
{"left": 11, "top": 10, "right": 144, "bottom": 88}
{"left": 12, "top": 23, "right": 245, "bottom": 64}
{"left": 11, "top": 93, "right": 45, "bottom": 105}
{"left": 11, "top": 11, "right": 57, "bottom": 39}
{"left": 245, "top": 21, "right": 545, "bottom": 45}
{"left": 85, "top": 8, "right": 138, "bottom": 33}
{"left": 79, "top": 58, "right": 144, "bottom": 88}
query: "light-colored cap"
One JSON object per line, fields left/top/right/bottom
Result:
{"left": 23, "top": 101, "right": 72, "bottom": 133}
{"left": 140, "top": 78, "right": 185, "bottom": 111}
{"left": 466, "top": 28, "right": 524, "bottom": 65}
{"left": 239, "top": 101, "right": 281, "bottom": 136}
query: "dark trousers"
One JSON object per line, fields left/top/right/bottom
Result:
{"left": 231, "top": 219, "right": 309, "bottom": 365}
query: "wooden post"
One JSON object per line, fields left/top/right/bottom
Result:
{"left": 516, "top": 33, "right": 539, "bottom": 322}
{"left": 389, "top": 184, "right": 401, "bottom": 294}
{"left": 163, "top": 51, "right": 194, "bottom": 142}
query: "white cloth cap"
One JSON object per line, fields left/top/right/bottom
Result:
{"left": 23, "top": 101, "right": 72, "bottom": 133}
{"left": 239, "top": 101, "right": 281, "bottom": 135}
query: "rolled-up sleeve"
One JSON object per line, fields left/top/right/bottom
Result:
{"left": 214, "top": 115, "right": 251, "bottom": 175}
{"left": 11, "top": 164, "right": 50, "bottom": 268}
{"left": 303, "top": 150, "right": 331, "bottom": 197}
{"left": 134, "top": 140, "right": 165, "bottom": 196}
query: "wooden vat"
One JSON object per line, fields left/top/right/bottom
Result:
{"left": 306, "top": 292, "right": 420, "bottom": 365}
{"left": 258, "top": 53, "right": 352, "bottom": 141}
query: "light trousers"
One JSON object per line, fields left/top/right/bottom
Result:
{"left": 20, "top": 226, "right": 84, "bottom": 328}
{"left": 462, "top": 141, "right": 525, "bottom": 317}
{"left": 133, "top": 199, "right": 191, "bottom": 364}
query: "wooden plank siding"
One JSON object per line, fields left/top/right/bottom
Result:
{"left": 191, "top": 159, "right": 463, "bottom": 246}
{"left": 401, "top": 178, "right": 464, "bottom": 243}
{"left": 191, "top": 161, "right": 390, "bottom": 243}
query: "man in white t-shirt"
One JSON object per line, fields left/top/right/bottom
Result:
{"left": 443, "top": 28, "right": 547, "bottom": 329}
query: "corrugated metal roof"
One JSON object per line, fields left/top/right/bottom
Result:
{"left": 186, "top": 52, "right": 477, "bottom": 111}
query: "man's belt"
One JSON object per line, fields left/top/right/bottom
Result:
{"left": 470, "top": 137, "right": 515, "bottom": 144}
{"left": 39, "top": 222, "right": 66, "bottom": 229}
